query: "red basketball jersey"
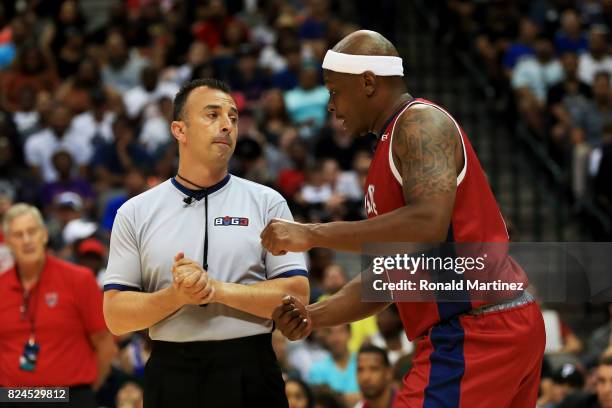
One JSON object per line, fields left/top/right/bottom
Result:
{"left": 364, "top": 98, "right": 519, "bottom": 339}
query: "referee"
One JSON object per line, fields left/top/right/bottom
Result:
{"left": 102, "top": 78, "right": 309, "bottom": 408}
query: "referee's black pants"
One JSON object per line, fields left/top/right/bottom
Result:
{"left": 144, "top": 333, "right": 288, "bottom": 408}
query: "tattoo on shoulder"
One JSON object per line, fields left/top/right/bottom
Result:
{"left": 393, "top": 106, "right": 458, "bottom": 202}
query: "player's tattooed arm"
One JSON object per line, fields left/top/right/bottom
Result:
{"left": 262, "top": 105, "right": 462, "bottom": 252}
{"left": 389, "top": 105, "right": 460, "bottom": 241}
{"left": 392, "top": 105, "right": 458, "bottom": 204}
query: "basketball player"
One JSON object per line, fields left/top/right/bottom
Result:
{"left": 261, "top": 30, "right": 545, "bottom": 407}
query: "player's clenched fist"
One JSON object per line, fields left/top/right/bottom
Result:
{"left": 260, "top": 218, "right": 313, "bottom": 256}
{"left": 272, "top": 295, "right": 313, "bottom": 341}
{"left": 171, "top": 252, "right": 216, "bottom": 306}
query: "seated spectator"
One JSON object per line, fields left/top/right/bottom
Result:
{"left": 299, "top": 161, "right": 333, "bottom": 205}
{"left": 355, "top": 345, "right": 397, "bottom": 408}
{"left": 70, "top": 89, "right": 117, "bottom": 159}
{"left": 370, "top": 305, "right": 413, "bottom": 366}
{"left": 285, "top": 377, "right": 314, "bottom": 408}
{"left": 0, "top": 204, "right": 117, "bottom": 402}
{"left": 0, "top": 181, "right": 15, "bottom": 273}
{"left": 578, "top": 26, "right": 612, "bottom": 86}
{"left": 24, "top": 102, "right": 90, "bottom": 182}
{"left": 502, "top": 17, "right": 538, "bottom": 72}
{"left": 555, "top": 9, "right": 588, "bottom": 55}
{"left": 116, "top": 381, "right": 144, "bottom": 408}
{"left": 277, "top": 137, "right": 308, "bottom": 198}
{"left": 62, "top": 217, "right": 98, "bottom": 248}
{"left": 549, "top": 363, "right": 586, "bottom": 407}
{"left": 231, "top": 136, "right": 272, "bottom": 185}
{"left": 53, "top": 26, "right": 86, "bottom": 81}
{"left": 565, "top": 72, "right": 612, "bottom": 146}
{"left": 101, "top": 32, "right": 149, "bottom": 94}
{"left": 316, "top": 263, "right": 378, "bottom": 354}
{"left": 139, "top": 97, "right": 173, "bottom": 156}
{"left": 284, "top": 60, "right": 329, "bottom": 138}
{"left": 287, "top": 329, "right": 330, "bottom": 381}
{"left": 271, "top": 39, "right": 302, "bottom": 91}
{"left": 557, "top": 355, "right": 612, "bottom": 408}
{"left": 40, "top": 150, "right": 94, "bottom": 212}
{"left": 308, "top": 324, "right": 360, "bottom": 401}
{"left": 320, "top": 264, "right": 348, "bottom": 296}
{"left": 314, "top": 117, "right": 377, "bottom": 170}
{"left": 258, "top": 88, "right": 292, "bottom": 145}
{"left": 192, "top": 0, "right": 243, "bottom": 52}
{"left": 512, "top": 35, "right": 563, "bottom": 135}
{"left": 547, "top": 51, "right": 591, "bottom": 131}
{"left": 123, "top": 66, "right": 178, "bottom": 120}
{"left": 272, "top": 329, "right": 301, "bottom": 380}
{"left": 45, "top": 0, "right": 86, "bottom": 79}
{"left": 118, "top": 332, "right": 151, "bottom": 380}
{"left": 229, "top": 45, "right": 270, "bottom": 106}
{"left": 164, "top": 41, "right": 211, "bottom": 86}
{"left": 299, "top": 0, "right": 332, "bottom": 40}
{"left": 0, "top": 45, "right": 58, "bottom": 112}
{"left": 570, "top": 73, "right": 611, "bottom": 199}
{"left": 584, "top": 303, "right": 612, "bottom": 368}
{"left": 542, "top": 307, "right": 583, "bottom": 355}
{"left": 591, "top": 124, "right": 612, "bottom": 213}
{"left": 56, "top": 59, "right": 120, "bottom": 116}
{"left": 92, "top": 115, "right": 153, "bottom": 189}
{"left": 47, "top": 191, "right": 86, "bottom": 248}
{"left": 335, "top": 150, "right": 372, "bottom": 202}
{"left": 100, "top": 167, "right": 149, "bottom": 232}
{"left": 75, "top": 238, "right": 107, "bottom": 287}
{"left": 12, "top": 86, "right": 41, "bottom": 142}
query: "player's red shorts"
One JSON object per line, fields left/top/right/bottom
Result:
{"left": 395, "top": 299, "right": 545, "bottom": 408}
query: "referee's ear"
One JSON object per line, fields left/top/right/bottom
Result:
{"left": 171, "top": 121, "right": 187, "bottom": 144}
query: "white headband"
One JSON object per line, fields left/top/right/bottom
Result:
{"left": 322, "top": 50, "right": 404, "bottom": 76}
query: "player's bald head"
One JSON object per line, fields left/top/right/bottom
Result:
{"left": 331, "top": 30, "right": 399, "bottom": 57}
{"left": 323, "top": 30, "right": 406, "bottom": 137}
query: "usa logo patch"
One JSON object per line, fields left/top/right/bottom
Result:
{"left": 214, "top": 216, "right": 249, "bottom": 226}
{"left": 45, "top": 292, "right": 58, "bottom": 308}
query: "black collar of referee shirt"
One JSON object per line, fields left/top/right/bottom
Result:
{"left": 171, "top": 174, "right": 231, "bottom": 201}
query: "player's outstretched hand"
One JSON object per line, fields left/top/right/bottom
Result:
{"left": 260, "top": 218, "right": 313, "bottom": 256}
{"left": 272, "top": 295, "right": 312, "bottom": 341}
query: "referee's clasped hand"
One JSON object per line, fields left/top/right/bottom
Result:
{"left": 171, "top": 252, "right": 218, "bottom": 306}
{"left": 272, "top": 295, "right": 312, "bottom": 341}
{"left": 260, "top": 218, "right": 313, "bottom": 256}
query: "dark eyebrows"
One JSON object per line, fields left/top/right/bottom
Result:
{"left": 203, "top": 105, "right": 239, "bottom": 116}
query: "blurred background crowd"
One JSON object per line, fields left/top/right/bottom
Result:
{"left": 0, "top": 0, "right": 611, "bottom": 407}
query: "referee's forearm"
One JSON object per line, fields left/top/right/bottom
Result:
{"left": 216, "top": 277, "right": 309, "bottom": 319}
{"left": 103, "top": 287, "right": 181, "bottom": 336}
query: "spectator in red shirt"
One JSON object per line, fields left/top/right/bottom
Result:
{"left": 0, "top": 203, "right": 117, "bottom": 407}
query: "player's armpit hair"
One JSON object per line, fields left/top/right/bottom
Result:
{"left": 392, "top": 106, "right": 458, "bottom": 203}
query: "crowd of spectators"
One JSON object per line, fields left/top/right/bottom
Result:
{"left": 1, "top": 0, "right": 612, "bottom": 407}
{"left": 0, "top": 0, "right": 399, "bottom": 407}
{"left": 440, "top": 0, "right": 612, "bottom": 219}
{"left": 438, "top": 1, "right": 612, "bottom": 407}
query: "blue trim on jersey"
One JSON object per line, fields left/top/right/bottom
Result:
{"left": 271, "top": 269, "right": 309, "bottom": 279}
{"left": 436, "top": 224, "right": 472, "bottom": 320}
{"left": 377, "top": 98, "right": 413, "bottom": 137}
{"left": 103, "top": 283, "right": 142, "bottom": 292}
{"left": 171, "top": 174, "right": 231, "bottom": 201}
{"left": 423, "top": 317, "right": 465, "bottom": 408}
